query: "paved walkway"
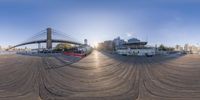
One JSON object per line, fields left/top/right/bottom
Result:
{"left": 0, "top": 51, "right": 200, "bottom": 100}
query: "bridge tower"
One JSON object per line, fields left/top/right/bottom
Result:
{"left": 46, "top": 28, "right": 52, "bottom": 49}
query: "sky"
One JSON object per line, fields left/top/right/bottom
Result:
{"left": 0, "top": 0, "right": 200, "bottom": 48}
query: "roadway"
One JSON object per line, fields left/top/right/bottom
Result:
{"left": 0, "top": 50, "right": 200, "bottom": 100}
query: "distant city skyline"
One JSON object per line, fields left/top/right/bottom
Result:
{"left": 0, "top": 0, "right": 200, "bottom": 48}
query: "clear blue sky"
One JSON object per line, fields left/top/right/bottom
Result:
{"left": 0, "top": 0, "right": 200, "bottom": 48}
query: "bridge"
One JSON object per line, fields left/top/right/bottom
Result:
{"left": 8, "top": 28, "right": 84, "bottom": 50}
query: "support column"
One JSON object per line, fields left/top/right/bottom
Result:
{"left": 46, "top": 28, "right": 52, "bottom": 49}
{"left": 38, "top": 43, "right": 41, "bottom": 52}
{"left": 38, "top": 43, "right": 41, "bottom": 49}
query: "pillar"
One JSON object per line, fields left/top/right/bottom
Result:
{"left": 46, "top": 28, "right": 52, "bottom": 49}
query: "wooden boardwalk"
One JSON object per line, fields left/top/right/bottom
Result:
{"left": 0, "top": 51, "right": 200, "bottom": 100}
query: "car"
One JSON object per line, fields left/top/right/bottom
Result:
{"left": 145, "top": 52, "right": 154, "bottom": 57}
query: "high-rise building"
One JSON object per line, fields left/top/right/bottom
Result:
{"left": 184, "top": 44, "right": 189, "bottom": 52}
{"left": 113, "top": 37, "right": 126, "bottom": 50}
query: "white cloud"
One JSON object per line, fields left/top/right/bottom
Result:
{"left": 126, "top": 33, "right": 133, "bottom": 37}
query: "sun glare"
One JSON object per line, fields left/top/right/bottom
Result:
{"left": 93, "top": 42, "right": 99, "bottom": 48}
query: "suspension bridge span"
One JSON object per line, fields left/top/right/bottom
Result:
{"left": 8, "top": 28, "right": 83, "bottom": 50}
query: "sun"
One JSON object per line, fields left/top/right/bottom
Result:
{"left": 92, "top": 42, "right": 99, "bottom": 48}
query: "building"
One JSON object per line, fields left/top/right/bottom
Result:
{"left": 184, "top": 44, "right": 200, "bottom": 54}
{"left": 175, "top": 45, "right": 183, "bottom": 51}
{"left": 184, "top": 44, "right": 190, "bottom": 52}
{"left": 104, "top": 40, "right": 113, "bottom": 50}
{"left": 98, "top": 37, "right": 156, "bottom": 56}
{"left": 116, "top": 37, "right": 155, "bottom": 56}
{"left": 113, "top": 37, "right": 126, "bottom": 50}
{"left": 98, "top": 40, "right": 114, "bottom": 51}
{"left": 190, "top": 45, "right": 199, "bottom": 54}
{"left": 124, "top": 38, "right": 147, "bottom": 49}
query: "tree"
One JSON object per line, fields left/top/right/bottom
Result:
{"left": 54, "top": 43, "right": 72, "bottom": 51}
{"left": 158, "top": 44, "right": 175, "bottom": 51}
{"left": 158, "top": 44, "right": 166, "bottom": 51}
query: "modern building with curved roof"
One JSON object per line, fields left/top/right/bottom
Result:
{"left": 123, "top": 38, "right": 147, "bottom": 49}
{"left": 114, "top": 37, "right": 155, "bottom": 56}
